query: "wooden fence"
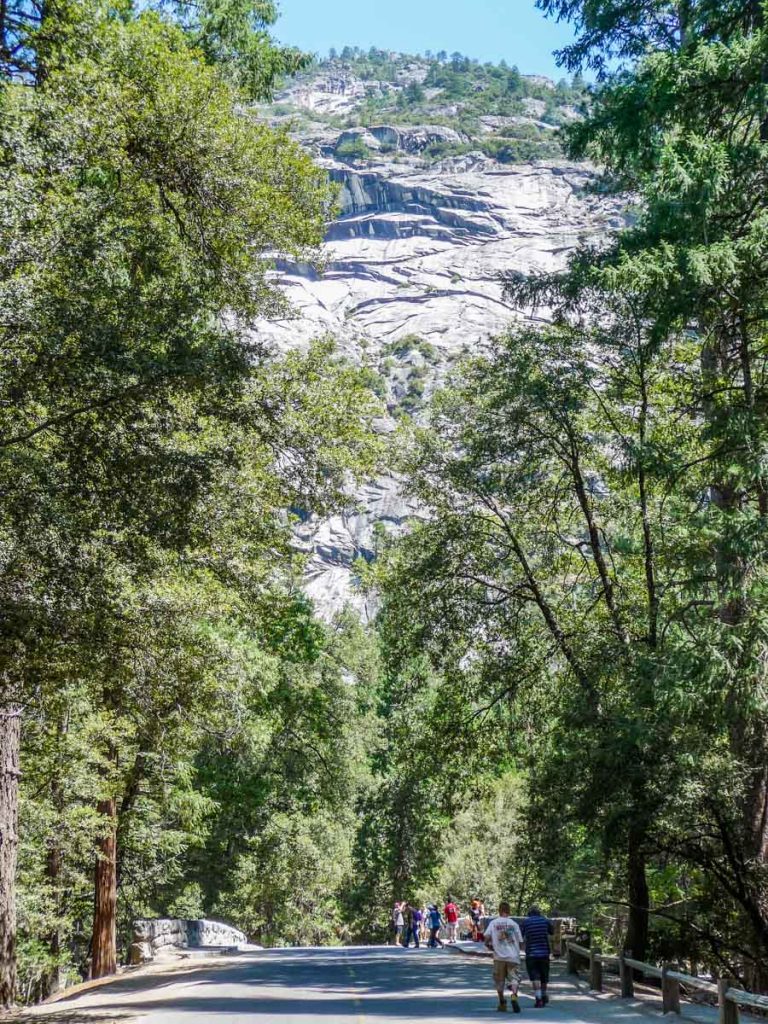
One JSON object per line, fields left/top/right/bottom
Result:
{"left": 565, "top": 941, "right": 768, "bottom": 1023}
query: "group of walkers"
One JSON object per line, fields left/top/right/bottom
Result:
{"left": 390, "top": 899, "right": 451, "bottom": 948}
{"left": 390, "top": 896, "right": 481, "bottom": 948}
{"left": 390, "top": 896, "right": 555, "bottom": 1013}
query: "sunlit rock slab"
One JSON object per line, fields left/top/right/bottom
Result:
{"left": 254, "top": 154, "right": 622, "bottom": 618}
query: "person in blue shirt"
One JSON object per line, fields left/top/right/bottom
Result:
{"left": 404, "top": 903, "right": 422, "bottom": 948}
{"left": 522, "top": 905, "right": 554, "bottom": 1007}
{"left": 427, "top": 904, "right": 444, "bottom": 948}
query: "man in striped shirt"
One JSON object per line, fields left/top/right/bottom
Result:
{"left": 522, "top": 906, "right": 554, "bottom": 1007}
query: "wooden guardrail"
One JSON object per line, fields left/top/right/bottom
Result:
{"left": 565, "top": 940, "right": 768, "bottom": 1022}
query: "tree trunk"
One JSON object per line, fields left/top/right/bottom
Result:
{"left": 702, "top": 329, "right": 768, "bottom": 947}
{"left": 516, "top": 854, "right": 531, "bottom": 917}
{"left": 91, "top": 797, "right": 117, "bottom": 978}
{"left": 678, "top": 1, "right": 692, "bottom": 48}
{"left": 0, "top": 705, "right": 21, "bottom": 1009}
{"left": 0, "top": 0, "right": 7, "bottom": 75}
{"left": 624, "top": 828, "right": 649, "bottom": 962}
{"left": 42, "top": 714, "right": 67, "bottom": 999}
{"left": 116, "top": 748, "right": 146, "bottom": 888}
{"left": 42, "top": 843, "right": 62, "bottom": 998}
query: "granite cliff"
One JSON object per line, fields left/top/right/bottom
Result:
{"left": 256, "top": 52, "right": 621, "bottom": 617}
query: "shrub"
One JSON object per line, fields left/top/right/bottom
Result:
{"left": 335, "top": 136, "right": 371, "bottom": 162}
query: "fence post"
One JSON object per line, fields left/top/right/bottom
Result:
{"left": 718, "top": 977, "right": 739, "bottom": 1024}
{"left": 567, "top": 942, "right": 579, "bottom": 975}
{"left": 553, "top": 919, "right": 563, "bottom": 958}
{"left": 619, "top": 953, "right": 634, "bottom": 998}
{"left": 662, "top": 963, "right": 681, "bottom": 1014}
{"left": 590, "top": 948, "right": 603, "bottom": 992}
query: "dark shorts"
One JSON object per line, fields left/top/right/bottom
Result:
{"left": 526, "top": 957, "right": 550, "bottom": 983}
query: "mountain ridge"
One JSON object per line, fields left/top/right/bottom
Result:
{"left": 265, "top": 47, "right": 586, "bottom": 166}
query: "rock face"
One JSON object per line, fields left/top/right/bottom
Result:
{"left": 277, "top": 71, "right": 399, "bottom": 117}
{"left": 333, "top": 124, "right": 469, "bottom": 158}
{"left": 263, "top": 158, "right": 619, "bottom": 358}
{"left": 257, "top": 153, "right": 620, "bottom": 618}
{"left": 294, "top": 475, "right": 421, "bottom": 617}
{"left": 257, "top": 64, "right": 622, "bottom": 619}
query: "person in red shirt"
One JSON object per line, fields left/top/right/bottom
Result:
{"left": 444, "top": 896, "right": 460, "bottom": 943}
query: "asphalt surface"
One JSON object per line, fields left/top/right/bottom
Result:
{"left": 21, "top": 946, "right": 713, "bottom": 1024}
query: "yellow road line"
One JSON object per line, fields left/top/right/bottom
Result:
{"left": 347, "top": 962, "right": 365, "bottom": 1022}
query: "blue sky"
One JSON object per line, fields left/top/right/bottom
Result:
{"left": 274, "top": 1, "right": 577, "bottom": 80}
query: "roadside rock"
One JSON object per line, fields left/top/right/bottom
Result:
{"left": 128, "top": 941, "right": 153, "bottom": 965}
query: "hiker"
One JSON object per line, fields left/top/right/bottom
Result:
{"left": 444, "top": 896, "right": 460, "bottom": 943}
{"left": 522, "top": 905, "right": 554, "bottom": 1007}
{"left": 470, "top": 898, "right": 485, "bottom": 940}
{"left": 420, "top": 904, "right": 430, "bottom": 942}
{"left": 484, "top": 900, "right": 523, "bottom": 1013}
{"left": 404, "top": 902, "right": 421, "bottom": 948}
{"left": 427, "top": 904, "right": 444, "bottom": 947}
{"left": 391, "top": 902, "right": 404, "bottom": 945}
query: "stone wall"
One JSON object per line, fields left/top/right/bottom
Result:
{"left": 129, "top": 918, "right": 247, "bottom": 964}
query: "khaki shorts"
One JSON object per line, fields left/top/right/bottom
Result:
{"left": 493, "top": 960, "right": 521, "bottom": 989}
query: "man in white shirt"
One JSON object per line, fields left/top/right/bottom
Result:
{"left": 484, "top": 901, "right": 523, "bottom": 1013}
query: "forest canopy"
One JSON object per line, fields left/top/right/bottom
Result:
{"left": 0, "top": 0, "right": 381, "bottom": 1005}
{"left": 372, "top": 0, "right": 768, "bottom": 995}
{"left": 2, "top": 0, "right": 768, "bottom": 1011}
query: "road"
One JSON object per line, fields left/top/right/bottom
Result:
{"left": 21, "top": 946, "right": 715, "bottom": 1024}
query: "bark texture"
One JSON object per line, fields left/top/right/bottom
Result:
{"left": 624, "top": 828, "right": 649, "bottom": 964}
{"left": 91, "top": 797, "right": 118, "bottom": 979}
{"left": 0, "top": 706, "right": 20, "bottom": 1008}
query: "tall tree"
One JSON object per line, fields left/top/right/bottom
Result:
{"left": 0, "top": 4, "right": 379, "bottom": 1003}
{"left": 376, "top": 307, "right": 694, "bottom": 960}
{"left": 532, "top": 0, "right": 768, "bottom": 970}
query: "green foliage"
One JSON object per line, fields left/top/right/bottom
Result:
{"left": 345, "top": 654, "right": 456, "bottom": 939}
{"left": 334, "top": 135, "right": 372, "bottom": 163}
{"left": 396, "top": 366, "right": 428, "bottom": 417}
{"left": 357, "top": 366, "right": 388, "bottom": 399}
{"left": 374, "top": 308, "right": 708, "bottom": 960}
{"left": 480, "top": 124, "right": 562, "bottom": 162}
{"left": 380, "top": 334, "right": 438, "bottom": 363}
{"left": 214, "top": 812, "right": 353, "bottom": 946}
{"left": 435, "top": 774, "right": 530, "bottom": 914}
{"left": 371, "top": 0, "right": 768, "bottom": 989}
{"left": 398, "top": 80, "right": 425, "bottom": 107}
{"left": 166, "top": 0, "right": 311, "bottom": 99}
{"left": 0, "top": 0, "right": 307, "bottom": 96}
{"left": 0, "top": 0, "right": 385, "bottom": 1005}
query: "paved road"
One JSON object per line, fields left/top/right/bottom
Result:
{"left": 22, "top": 946, "right": 713, "bottom": 1024}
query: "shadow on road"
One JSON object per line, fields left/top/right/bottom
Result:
{"left": 20, "top": 948, "right": 573, "bottom": 1022}
{"left": 23, "top": 949, "right": 525, "bottom": 1020}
